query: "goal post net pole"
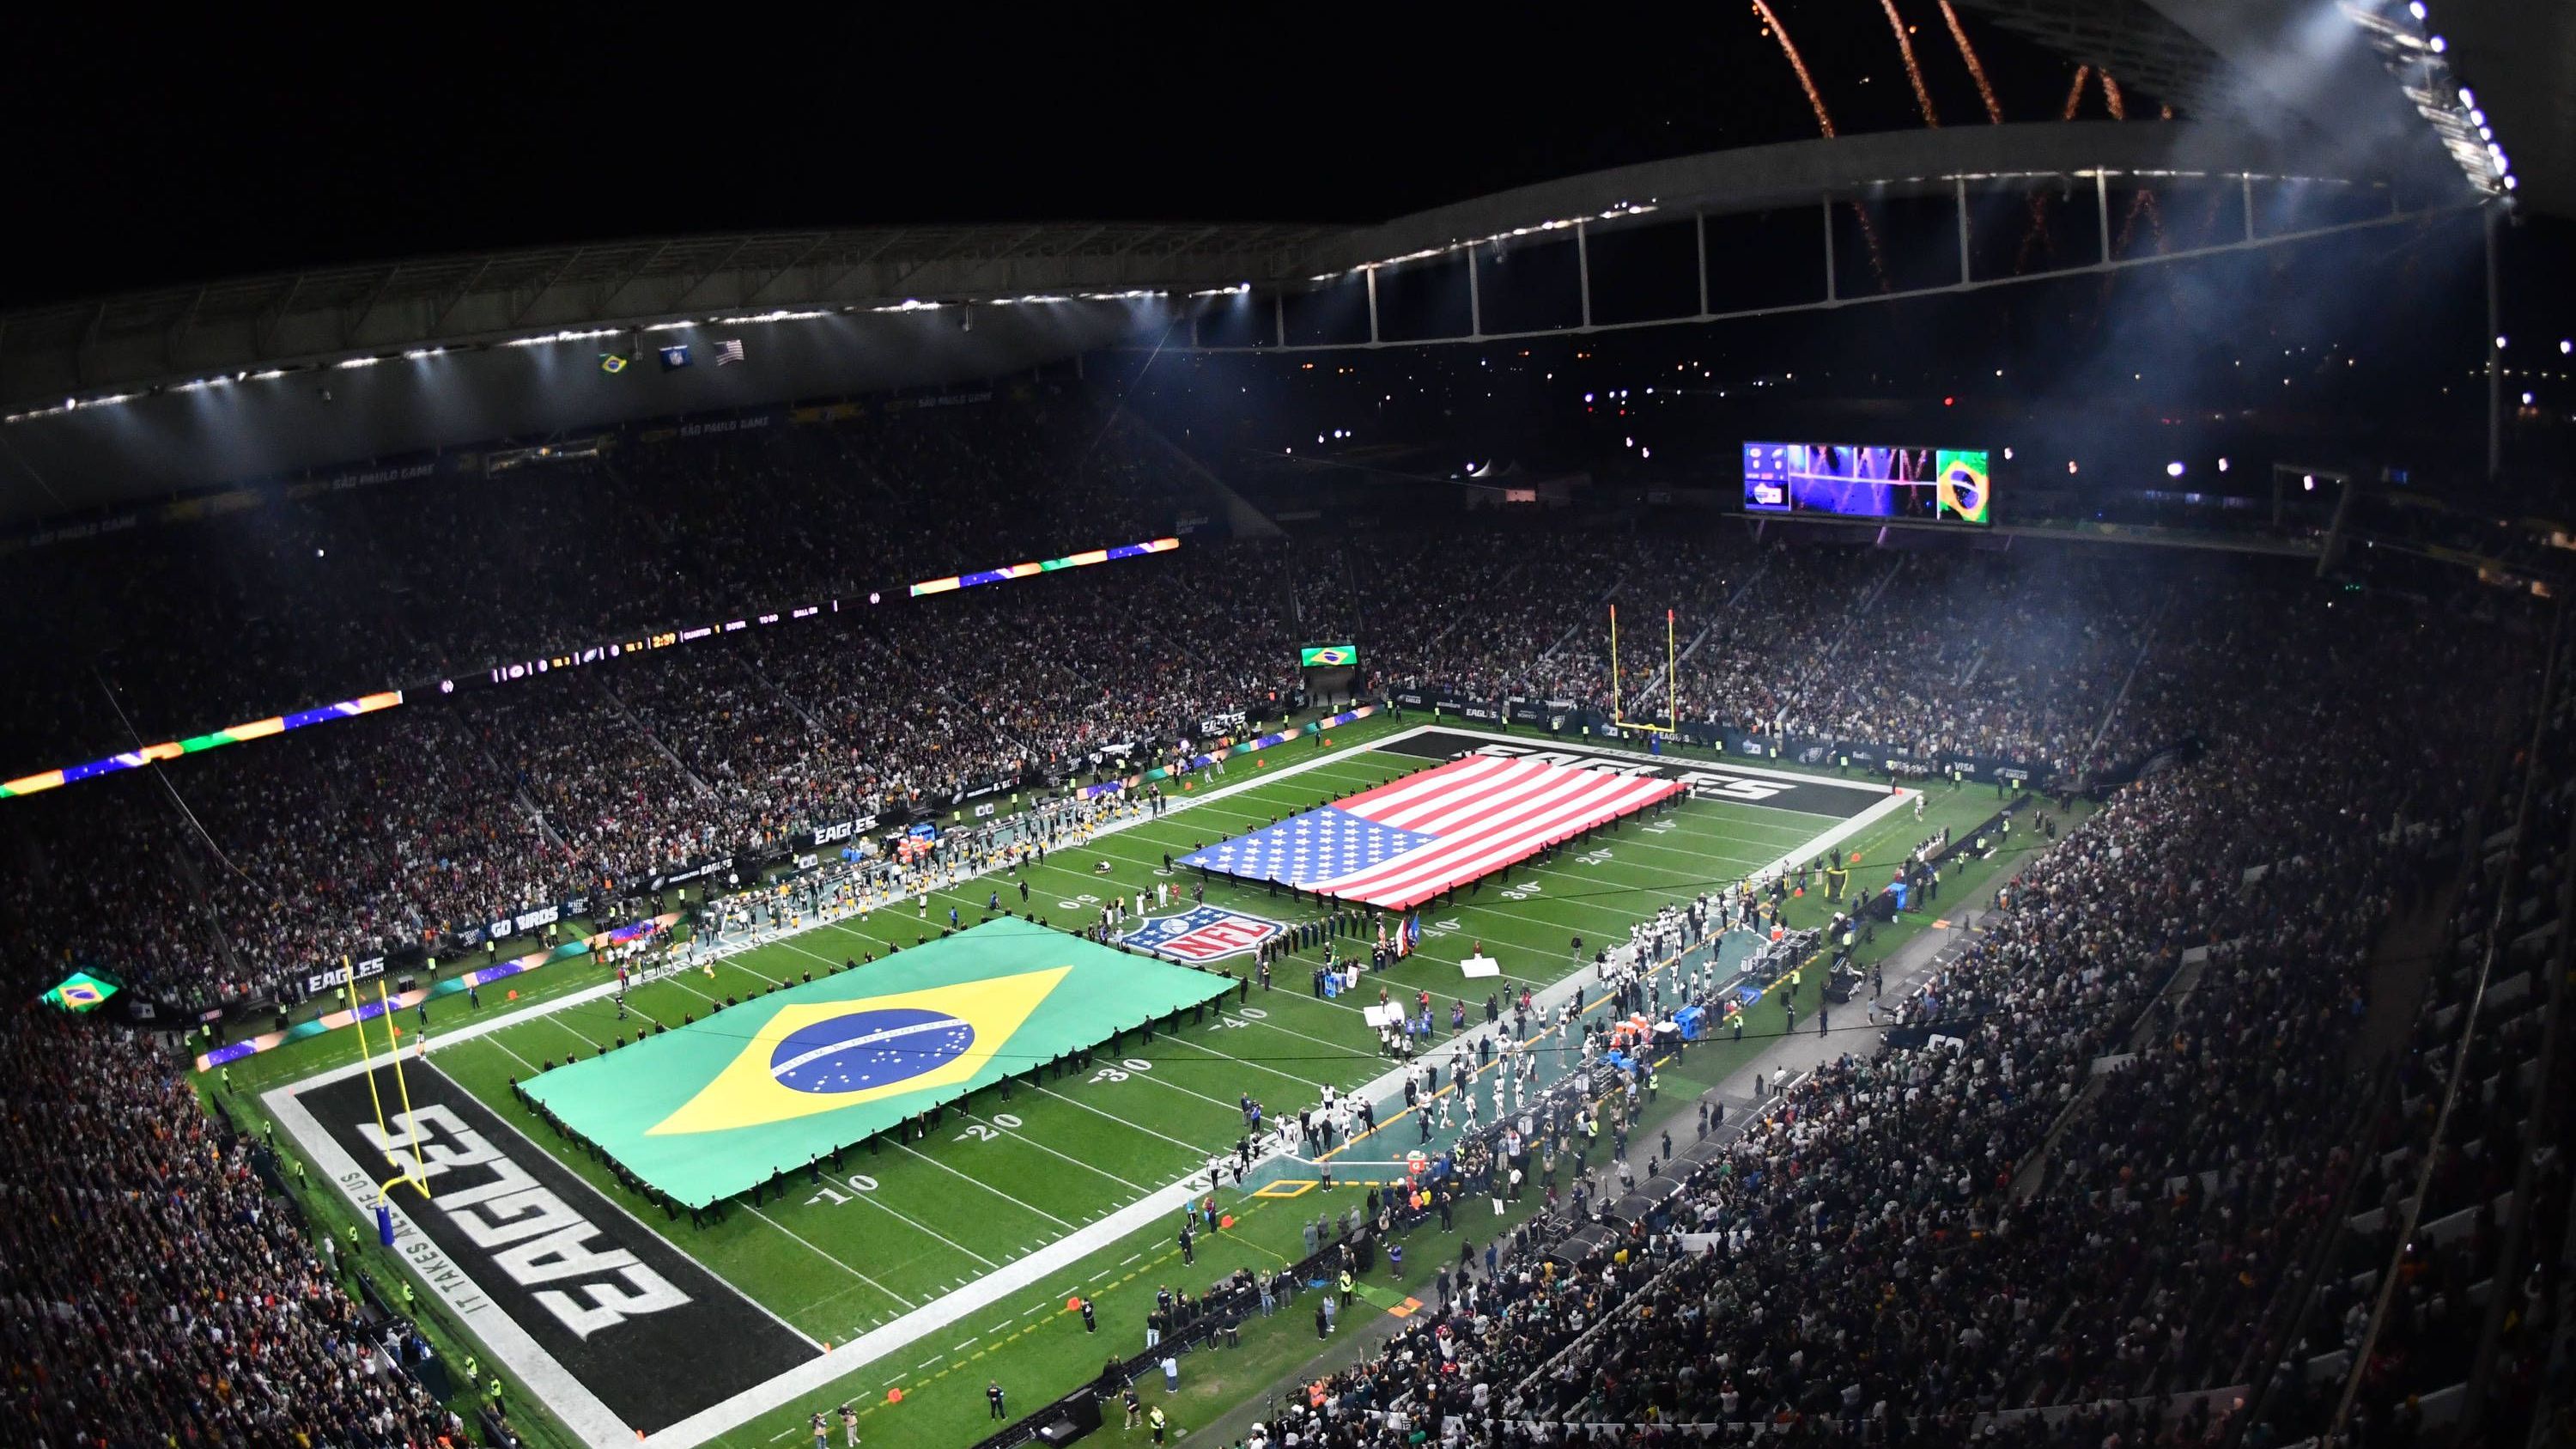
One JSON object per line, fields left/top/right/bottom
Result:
{"left": 1610, "top": 604, "right": 1680, "bottom": 734}
{"left": 346, "top": 975, "right": 430, "bottom": 1202}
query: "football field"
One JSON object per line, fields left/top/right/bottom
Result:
{"left": 259, "top": 721, "right": 2013, "bottom": 1449}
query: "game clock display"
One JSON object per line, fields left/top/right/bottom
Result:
{"left": 1742, "top": 442, "right": 1991, "bottom": 525}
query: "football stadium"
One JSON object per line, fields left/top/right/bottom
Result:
{"left": 8, "top": 9, "right": 2576, "bottom": 1449}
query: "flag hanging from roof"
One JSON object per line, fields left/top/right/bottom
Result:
{"left": 714, "top": 338, "right": 747, "bottom": 366}
{"left": 1179, "top": 754, "right": 1685, "bottom": 910}
{"left": 659, "top": 344, "right": 693, "bottom": 370}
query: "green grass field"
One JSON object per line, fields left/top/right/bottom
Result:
{"left": 228, "top": 716, "right": 2062, "bottom": 1449}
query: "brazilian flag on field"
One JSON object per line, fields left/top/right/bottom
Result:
{"left": 520, "top": 919, "right": 1231, "bottom": 1207}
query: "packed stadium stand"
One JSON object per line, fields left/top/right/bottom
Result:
{"left": 3, "top": 374, "right": 2567, "bottom": 1448}
{"left": 9, "top": 9, "right": 2576, "bottom": 1446}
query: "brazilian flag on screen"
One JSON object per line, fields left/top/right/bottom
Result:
{"left": 1301, "top": 643, "right": 1358, "bottom": 667}
{"left": 519, "top": 919, "right": 1232, "bottom": 1207}
{"left": 1935, "top": 450, "right": 1990, "bottom": 524}
{"left": 42, "top": 971, "right": 117, "bottom": 1013}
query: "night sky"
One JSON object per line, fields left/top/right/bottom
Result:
{"left": 6, "top": 7, "right": 2131, "bottom": 309}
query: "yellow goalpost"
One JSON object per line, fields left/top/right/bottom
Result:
{"left": 1608, "top": 604, "right": 1680, "bottom": 734}
{"left": 348, "top": 976, "right": 433, "bottom": 1204}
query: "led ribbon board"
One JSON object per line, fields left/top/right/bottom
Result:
{"left": 908, "top": 536, "right": 1179, "bottom": 598}
{"left": 2, "top": 691, "right": 404, "bottom": 801}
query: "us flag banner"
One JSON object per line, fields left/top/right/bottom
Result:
{"left": 1181, "top": 754, "right": 1684, "bottom": 910}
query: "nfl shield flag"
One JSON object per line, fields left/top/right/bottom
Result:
{"left": 1117, "top": 904, "right": 1285, "bottom": 963}
{"left": 659, "top": 344, "right": 693, "bottom": 371}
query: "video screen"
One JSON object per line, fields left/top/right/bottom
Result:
{"left": 1742, "top": 443, "right": 1990, "bottom": 525}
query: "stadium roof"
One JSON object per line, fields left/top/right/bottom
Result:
{"left": 0, "top": 120, "right": 2378, "bottom": 410}
{"left": 0, "top": 113, "right": 2470, "bottom": 526}
{"left": 1966, "top": 0, "right": 2575, "bottom": 216}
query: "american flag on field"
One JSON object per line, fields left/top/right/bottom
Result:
{"left": 1181, "top": 753, "right": 1685, "bottom": 910}
{"left": 714, "top": 338, "right": 746, "bottom": 365}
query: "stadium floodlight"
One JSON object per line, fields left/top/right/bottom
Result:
{"left": 335, "top": 356, "right": 382, "bottom": 369}
{"left": 503, "top": 327, "right": 624, "bottom": 347}
{"left": 2409, "top": 0, "right": 2426, "bottom": 17}
{"left": 404, "top": 347, "right": 446, "bottom": 360}
{"left": 2166, "top": 461, "right": 2186, "bottom": 477}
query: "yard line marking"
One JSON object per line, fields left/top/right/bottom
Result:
{"left": 889, "top": 1139, "right": 1078, "bottom": 1230}
{"left": 1121, "top": 1061, "right": 1282, "bottom": 1118}
{"left": 845, "top": 1182, "right": 1005, "bottom": 1270}
{"left": 1034, "top": 1082, "right": 1210, "bottom": 1157}
{"left": 1091, "top": 1266, "right": 1118, "bottom": 1282}
{"left": 742, "top": 1203, "right": 909, "bottom": 1313}
{"left": 917, "top": 1354, "right": 944, "bottom": 1368}
{"left": 474, "top": 1032, "right": 544, "bottom": 1075}
{"left": 1221, "top": 1008, "right": 1363, "bottom": 1057}
{"left": 960, "top": 1110, "right": 1153, "bottom": 1195}
{"left": 1121, "top": 1251, "right": 1143, "bottom": 1264}
{"left": 666, "top": 972, "right": 725, "bottom": 1008}
{"left": 1157, "top": 1027, "right": 1327, "bottom": 1089}
{"left": 765, "top": 935, "right": 850, "bottom": 978}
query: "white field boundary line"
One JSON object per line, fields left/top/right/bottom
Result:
{"left": 264, "top": 1071, "right": 642, "bottom": 1449}
{"left": 281, "top": 726, "right": 1425, "bottom": 1075}
{"left": 1402, "top": 720, "right": 1904, "bottom": 800}
{"left": 646, "top": 746, "right": 1914, "bottom": 1447}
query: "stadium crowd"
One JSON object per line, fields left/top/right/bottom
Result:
{"left": 0, "top": 397, "right": 2508, "bottom": 1020}
{"left": 0, "top": 1015, "right": 460, "bottom": 1447}
{"left": 1236, "top": 590, "right": 2519, "bottom": 1448}
{"left": 0, "top": 387, "right": 2560, "bottom": 1449}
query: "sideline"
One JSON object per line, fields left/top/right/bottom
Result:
{"left": 267, "top": 721, "right": 1911, "bottom": 1448}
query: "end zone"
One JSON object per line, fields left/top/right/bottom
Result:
{"left": 267, "top": 1061, "right": 815, "bottom": 1447}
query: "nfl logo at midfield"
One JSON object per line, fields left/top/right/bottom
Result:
{"left": 1119, "top": 904, "right": 1285, "bottom": 963}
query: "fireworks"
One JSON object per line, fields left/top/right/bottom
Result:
{"left": 1752, "top": 0, "right": 1836, "bottom": 137}
{"left": 1882, "top": 0, "right": 1941, "bottom": 127}
{"left": 1937, "top": 0, "right": 2004, "bottom": 124}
